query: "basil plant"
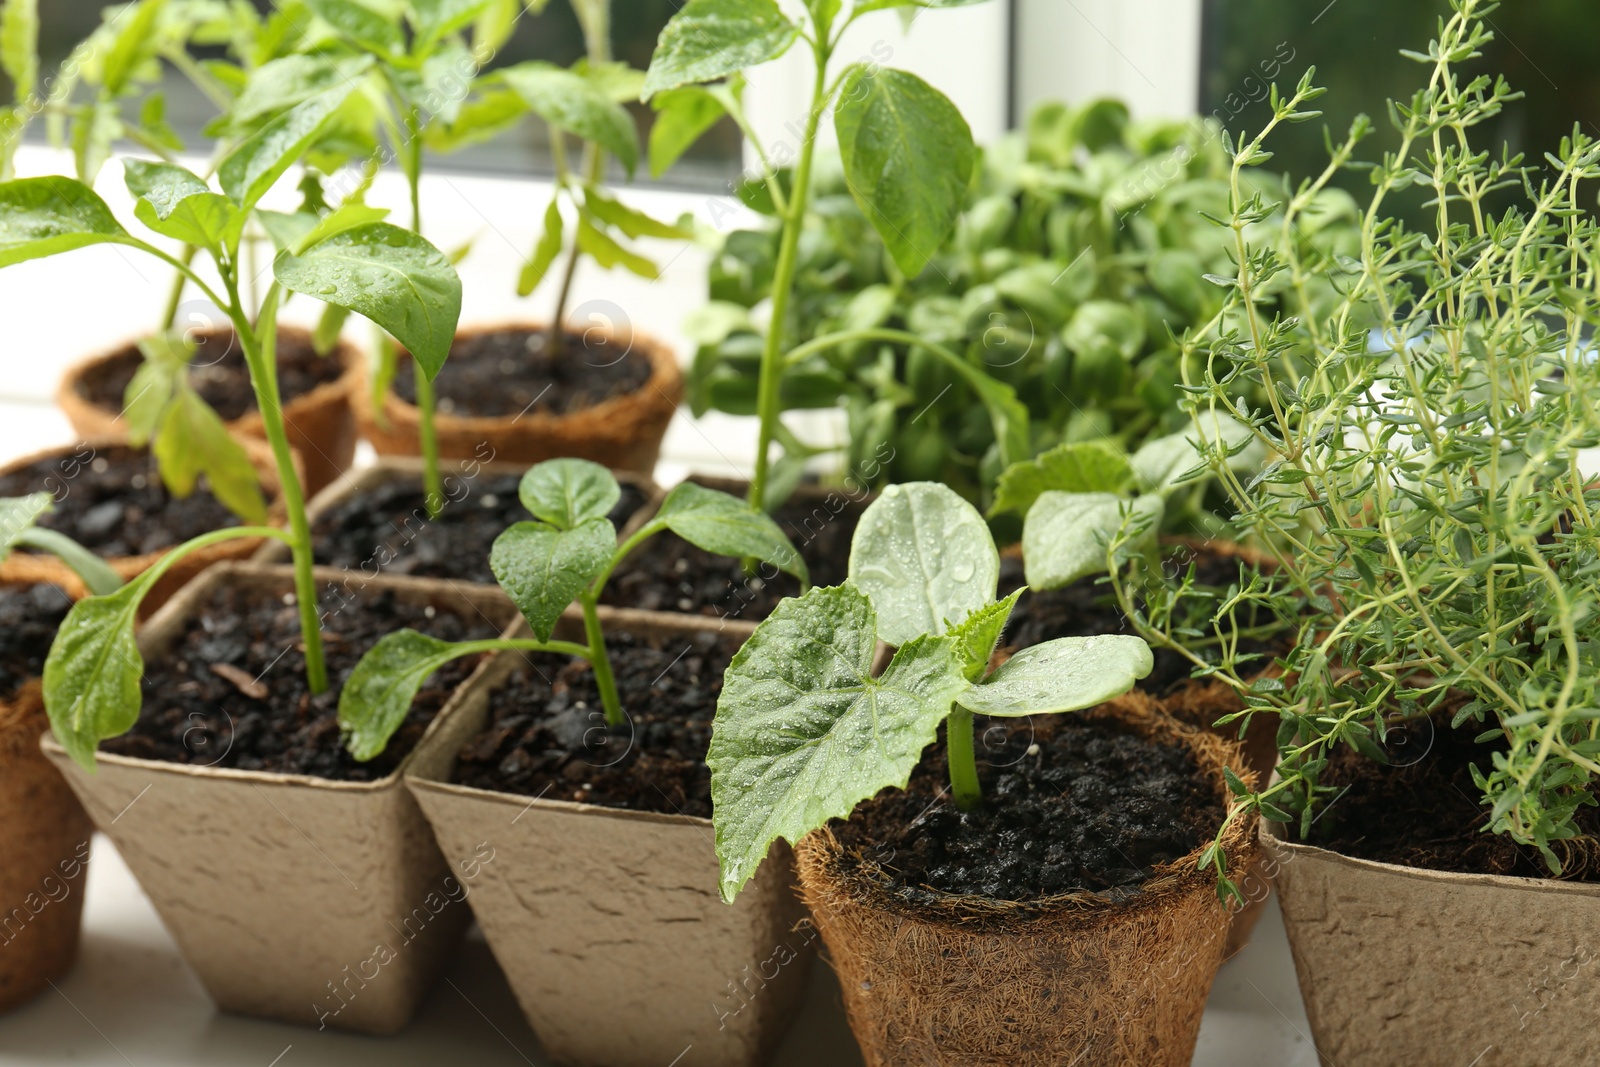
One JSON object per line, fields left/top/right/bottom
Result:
{"left": 339, "top": 459, "right": 807, "bottom": 759}
{"left": 1, "top": 494, "right": 123, "bottom": 596}
{"left": 0, "top": 79, "right": 464, "bottom": 769}
{"left": 642, "top": 0, "right": 1025, "bottom": 511}
{"left": 708, "top": 481, "right": 1153, "bottom": 902}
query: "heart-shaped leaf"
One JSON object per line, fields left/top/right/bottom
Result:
{"left": 847, "top": 481, "right": 997, "bottom": 646}
{"left": 0, "top": 176, "right": 128, "bottom": 268}
{"left": 490, "top": 518, "right": 614, "bottom": 641}
{"left": 709, "top": 584, "right": 970, "bottom": 902}
{"left": 641, "top": 0, "right": 798, "bottom": 99}
{"left": 835, "top": 66, "right": 974, "bottom": 278}
{"left": 651, "top": 481, "right": 806, "bottom": 582}
{"left": 989, "top": 440, "right": 1135, "bottom": 518}
{"left": 1021, "top": 491, "right": 1164, "bottom": 590}
{"left": 518, "top": 459, "right": 620, "bottom": 530}
{"left": 958, "top": 634, "right": 1153, "bottom": 716}
{"left": 273, "top": 221, "right": 463, "bottom": 378}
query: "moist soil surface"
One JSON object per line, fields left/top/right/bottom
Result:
{"left": 0, "top": 445, "right": 244, "bottom": 557}
{"left": 452, "top": 629, "right": 744, "bottom": 819}
{"left": 311, "top": 472, "right": 650, "bottom": 583}
{"left": 102, "top": 582, "right": 500, "bottom": 781}
{"left": 602, "top": 486, "right": 867, "bottom": 622}
{"left": 0, "top": 583, "right": 73, "bottom": 700}
{"left": 835, "top": 715, "right": 1219, "bottom": 904}
{"left": 393, "top": 327, "right": 653, "bottom": 418}
{"left": 998, "top": 544, "right": 1279, "bottom": 696}
{"left": 1303, "top": 716, "right": 1600, "bottom": 880}
{"left": 77, "top": 329, "right": 341, "bottom": 422}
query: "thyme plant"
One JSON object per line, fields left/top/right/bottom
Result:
{"left": 339, "top": 459, "right": 807, "bottom": 757}
{"left": 1174, "top": 0, "right": 1600, "bottom": 877}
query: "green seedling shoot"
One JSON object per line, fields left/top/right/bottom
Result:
{"left": 0, "top": 81, "right": 464, "bottom": 769}
{"left": 1, "top": 493, "right": 124, "bottom": 596}
{"left": 708, "top": 481, "right": 1153, "bottom": 902}
{"left": 642, "top": 0, "right": 1028, "bottom": 511}
{"left": 338, "top": 459, "right": 808, "bottom": 759}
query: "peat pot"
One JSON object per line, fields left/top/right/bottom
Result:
{"left": 406, "top": 609, "right": 814, "bottom": 1067}
{"left": 355, "top": 321, "right": 683, "bottom": 474}
{"left": 795, "top": 695, "right": 1260, "bottom": 1067}
{"left": 1263, "top": 821, "right": 1600, "bottom": 1066}
{"left": 57, "top": 324, "right": 360, "bottom": 497}
{"left": 40, "top": 562, "right": 519, "bottom": 1034}
{"left": 0, "top": 437, "right": 295, "bottom": 616}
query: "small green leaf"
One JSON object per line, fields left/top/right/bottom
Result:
{"left": 648, "top": 84, "right": 726, "bottom": 177}
{"left": 1132, "top": 413, "right": 1262, "bottom": 493}
{"left": 641, "top": 0, "right": 799, "bottom": 99}
{"left": 847, "top": 482, "right": 998, "bottom": 646}
{"left": 2, "top": 0, "right": 39, "bottom": 104}
{"left": 1022, "top": 491, "right": 1163, "bottom": 590}
{"left": 153, "top": 389, "right": 268, "bottom": 525}
{"left": 835, "top": 66, "right": 974, "bottom": 278}
{"left": 100, "top": 0, "right": 164, "bottom": 97}
{"left": 948, "top": 588, "right": 1021, "bottom": 682}
{"left": 584, "top": 186, "right": 690, "bottom": 240}
{"left": 958, "top": 635, "right": 1153, "bottom": 716}
{"left": 490, "top": 519, "right": 614, "bottom": 641}
{"left": 0, "top": 177, "right": 128, "bottom": 269}
{"left": 314, "top": 303, "right": 351, "bottom": 355}
{"left": 989, "top": 441, "right": 1135, "bottom": 518}
{"left": 290, "top": 201, "right": 391, "bottom": 254}
{"left": 708, "top": 585, "right": 970, "bottom": 902}
{"left": 122, "top": 333, "right": 188, "bottom": 445}
{"left": 230, "top": 54, "right": 366, "bottom": 127}
{"left": 576, "top": 216, "right": 657, "bottom": 278}
{"left": 424, "top": 86, "right": 526, "bottom": 153}
{"left": 44, "top": 573, "right": 157, "bottom": 770}
{"left": 255, "top": 209, "right": 319, "bottom": 252}
{"left": 518, "top": 459, "right": 619, "bottom": 530}
{"left": 273, "top": 221, "right": 463, "bottom": 379}
{"left": 0, "top": 491, "right": 50, "bottom": 556}
{"left": 219, "top": 74, "right": 369, "bottom": 211}
{"left": 652, "top": 481, "right": 807, "bottom": 582}
{"left": 410, "top": 0, "right": 495, "bottom": 46}
{"left": 303, "top": 0, "right": 403, "bottom": 53}
{"left": 502, "top": 61, "right": 638, "bottom": 175}
{"left": 339, "top": 629, "right": 475, "bottom": 761}
{"left": 123, "top": 158, "right": 241, "bottom": 252}
{"left": 517, "top": 197, "right": 564, "bottom": 296}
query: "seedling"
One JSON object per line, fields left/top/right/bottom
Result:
{"left": 642, "top": 0, "right": 1027, "bottom": 510}
{"left": 0, "top": 493, "right": 123, "bottom": 596}
{"left": 0, "top": 78, "right": 464, "bottom": 768}
{"left": 708, "top": 481, "right": 1153, "bottom": 902}
{"left": 339, "top": 459, "right": 808, "bottom": 759}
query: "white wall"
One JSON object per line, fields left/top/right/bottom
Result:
{"left": 1014, "top": 0, "right": 1202, "bottom": 118}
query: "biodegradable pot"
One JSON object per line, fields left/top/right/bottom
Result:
{"left": 0, "top": 437, "right": 296, "bottom": 617}
{"left": 795, "top": 694, "right": 1260, "bottom": 1067}
{"left": 1263, "top": 821, "right": 1600, "bottom": 1066}
{"left": 39, "top": 562, "right": 519, "bottom": 1035}
{"left": 253, "top": 455, "right": 663, "bottom": 571}
{"left": 1, "top": 678, "right": 92, "bottom": 1012}
{"left": 406, "top": 610, "right": 814, "bottom": 1067}
{"left": 56, "top": 324, "right": 360, "bottom": 496}
{"left": 355, "top": 322, "right": 683, "bottom": 474}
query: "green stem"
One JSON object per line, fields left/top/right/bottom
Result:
{"left": 749, "top": 42, "right": 832, "bottom": 512}
{"left": 432, "top": 637, "right": 595, "bottom": 662}
{"left": 226, "top": 279, "right": 327, "bottom": 694}
{"left": 401, "top": 106, "right": 444, "bottom": 518}
{"left": 946, "top": 706, "right": 982, "bottom": 810}
{"left": 550, "top": 141, "right": 603, "bottom": 356}
{"left": 580, "top": 593, "right": 624, "bottom": 728}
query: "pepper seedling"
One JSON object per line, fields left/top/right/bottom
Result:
{"left": 642, "top": 0, "right": 1029, "bottom": 511}
{"left": 0, "top": 493, "right": 124, "bottom": 596}
{"left": 0, "top": 80, "right": 464, "bottom": 768}
{"left": 338, "top": 459, "right": 809, "bottom": 759}
{"left": 707, "top": 481, "right": 1153, "bottom": 902}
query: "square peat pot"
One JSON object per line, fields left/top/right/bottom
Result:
{"left": 1263, "top": 821, "right": 1600, "bottom": 1066}
{"left": 405, "top": 608, "right": 814, "bottom": 1067}
{"left": 40, "top": 562, "right": 520, "bottom": 1035}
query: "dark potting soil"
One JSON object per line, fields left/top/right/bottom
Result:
{"left": 0, "top": 583, "right": 73, "bottom": 700}
{"left": 310, "top": 472, "right": 650, "bottom": 583}
{"left": 77, "top": 329, "right": 341, "bottom": 422}
{"left": 452, "top": 628, "right": 744, "bottom": 818}
{"left": 1304, "top": 716, "right": 1600, "bottom": 881}
{"left": 0, "top": 445, "right": 243, "bottom": 557}
{"left": 393, "top": 327, "right": 653, "bottom": 418}
{"left": 100, "top": 582, "right": 501, "bottom": 781}
{"left": 601, "top": 487, "right": 867, "bottom": 622}
{"left": 835, "top": 716, "right": 1218, "bottom": 904}
{"left": 998, "top": 545, "right": 1280, "bottom": 696}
